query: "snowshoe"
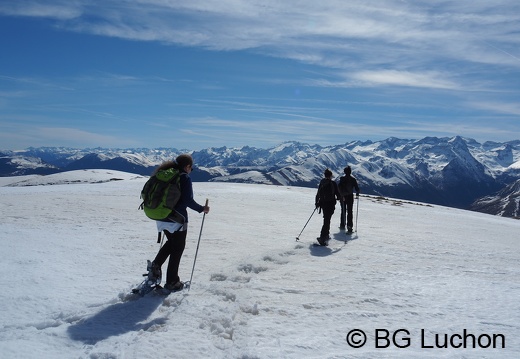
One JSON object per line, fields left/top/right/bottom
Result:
{"left": 316, "top": 237, "right": 329, "bottom": 246}
{"left": 164, "top": 281, "right": 184, "bottom": 291}
{"left": 164, "top": 281, "right": 184, "bottom": 293}
{"left": 131, "top": 260, "right": 162, "bottom": 296}
{"left": 155, "top": 281, "right": 188, "bottom": 295}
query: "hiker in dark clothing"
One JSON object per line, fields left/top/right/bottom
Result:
{"left": 150, "top": 154, "right": 210, "bottom": 291}
{"left": 338, "top": 166, "right": 360, "bottom": 233}
{"left": 315, "top": 168, "right": 340, "bottom": 246}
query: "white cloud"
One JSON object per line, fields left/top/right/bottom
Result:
{"left": 470, "top": 101, "right": 520, "bottom": 116}
{"left": 31, "top": 127, "right": 134, "bottom": 148}
{"left": 0, "top": 121, "right": 119, "bottom": 149}
{"left": 5, "top": 1, "right": 519, "bottom": 68}
{"left": 0, "top": 0, "right": 81, "bottom": 20}
{"left": 1, "top": 0, "right": 519, "bottom": 150}
{"left": 349, "top": 70, "right": 461, "bottom": 90}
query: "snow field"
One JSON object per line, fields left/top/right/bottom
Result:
{"left": 0, "top": 172, "right": 519, "bottom": 358}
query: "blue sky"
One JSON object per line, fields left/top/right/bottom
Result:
{"left": 1, "top": 1, "right": 519, "bottom": 150}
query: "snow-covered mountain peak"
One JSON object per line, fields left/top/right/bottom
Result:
{"left": 2, "top": 136, "right": 520, "bottom": 217}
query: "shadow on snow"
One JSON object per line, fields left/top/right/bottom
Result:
{"left": 67, "top": 295, "right": 166, "bottom": 344}
{"left": 308, "top": 231, "right": 358, "bottom": 257}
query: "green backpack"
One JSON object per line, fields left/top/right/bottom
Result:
{"left": 140, "top": 167, "right": 181, "bottom": 220}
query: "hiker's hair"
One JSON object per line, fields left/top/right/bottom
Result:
{"left": 176, "top": 154, "right": 193, "bottom": 169}
{"left": 152, "top": 160, "right": 176, "bottom": 175}
{"left": 344, "top": 166, "right": 352, "bottom": 175}
{"left": 152, "top": 154, "right": 193, "bottom": 176}
{"left": 324, "top": 168, "right": 333, "bottom": 178}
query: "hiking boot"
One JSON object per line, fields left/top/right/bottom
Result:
{"left": 164, "top": 281, "right": 184, "bottom": 291}
{"left": 317, "top": 237, "right": 328, "bottom": 246}
{"left": 347, "top": 227, "right": 353, "bottom": 233}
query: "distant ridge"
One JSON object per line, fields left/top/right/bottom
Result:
{"left": 2, "top": 136, "right": 519, "bottom": 217}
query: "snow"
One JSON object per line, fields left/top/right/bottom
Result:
{"left": 1, "top": 170, "right": 519, "bottom": 358}
{"left": 212, "top": 170, "right": 272, "bottom": 185}
{"left": 0, "top": 175, "right": 40, "bottom": 186}
{"left": 2, "top": 170, "right": 144, "bottom": 187}
{"left": 509, "top": 160, "right": 520, "bottom": 169}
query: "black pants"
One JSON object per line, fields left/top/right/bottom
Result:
{"left": 320, "top": 204, "right": 335, "bottom": 238}
{"left": 340, "top": 195, "right": 355, "bottom": 229}
{"left": 153, "top": 230, "right": 187, "bottom": 284}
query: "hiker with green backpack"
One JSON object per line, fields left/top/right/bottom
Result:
{"left": 144, "top": 154, "right": 210, "bottom": 292}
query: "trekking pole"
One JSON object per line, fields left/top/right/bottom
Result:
{"left": 296, "top": 207, "right": 317, "bottom": 241}
{"left": 354, "top": 195, "right": 360, "bottom": 233}
{"left": 188, "top": 198, "right": 209, "bottom": 291}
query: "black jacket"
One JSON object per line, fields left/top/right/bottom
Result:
{"left": 338, "top": 175, "right": 360, "bottom": 197}
{"left": 315, "top": 178, "right": 340, "bottom": 208}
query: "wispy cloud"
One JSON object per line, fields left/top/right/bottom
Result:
{"left": 0, "top": 122, "right": 111, "bottom": 148}
{"left": 350, "top": 70, "right": 461, "bottom": 90}
{"left": 0, "top": 1, "right": 81, "bottom": 20}
{"left": 470, "top": 101, "right": 520, "bottom": 116}
{"left": 37, "top": 127, "right": 119, "bottom": 144}
{"left": 308, "top": 70, "right": 462, "bottom": 90}
{"left": 1, "top": 1, "right": 519, "bottom": 149}
{"left": 174, "top": 112, "right": 520, "bottom": 149}
{"left": 3, "top": 1, "right": 519, "bottom": 68}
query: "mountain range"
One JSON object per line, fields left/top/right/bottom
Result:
{"left": 1, "top": 136, "right": 519, "bottom": 218}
